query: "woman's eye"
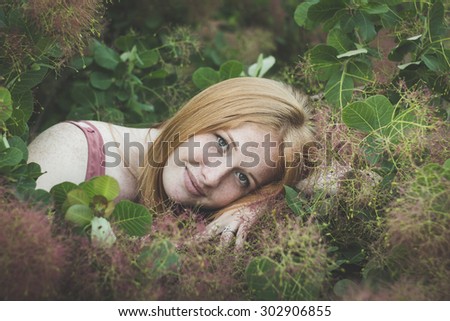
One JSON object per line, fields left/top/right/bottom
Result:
{"left": 236, "top": 172, "right": 250, "bottom": 187}
{"left": 216, "top": 135, "right": 229, "bottom": 151}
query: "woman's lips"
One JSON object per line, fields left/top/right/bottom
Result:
{"left": 184, "top": 167, "right": 206, "bottom": 197}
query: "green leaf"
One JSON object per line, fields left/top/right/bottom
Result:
{"left": 90, "top": 72, "right": 113, "bottom": 90}
{"left": 11, "top": 67, "right": 48, "bottom": 93}
{"left": 347, "top": 59, "right": 373, "bottom": 82}
{"left": 81, "top": 176, "right": 120, "bottom": 201}
{"left": 147, "top": 69, "right": 169, "bottom": 79}
{"left": 114, "top": 35, "right": 137, "bottom": 51}
{"left": 362, "top": 3, "right": 389, "bottom": 15}
{"left": 307, "top": 45, "right": 341, "bottom": 81}
{"left": 65, "top": 204, "right": 94, "bottom": 227}
{"left": 388, "top": 40, "right": 418, "bottom": 62}
{"left": 91, "top": 217, "right": 117, "bottom": 248}
{"left": 333, "top": 279, "right": 357, "bottom": 297}
{"left": 5, "top": 107, "right": 28, "bottom": 136}
{"left": 324, "top": 69, "right": 354, "bottom": 108}
{"left": 308, "top": 0, "right": 345, "bottom": 23}
{"left": 354, "top": 12, "right": 376, "bottom": 42}
{"left": 421, "top": 54, "right": 447, "bottom": 72}
{"left": 388, "top": 108, "right": 419, "bottom": 143}
{"left": 342, "top": 95, "right": 394, "bottom": 133}
{"left": 112, "top": 200, "right": 152, "bottom": 237}
{"left": 25, "top": 162, "right": 43, "bottom": 180}
{"left": 70, "top": 82, "right": 96, "bottom": 107}
{"left": 94, "top": 43, "right": 120, "bottom": 70}
{"left": 8, "top": 136, "right": 28, "bottom": 161}
{"left": 21, "top": 188, "right": 52, "bottom": 208}
{"left": 66, "top": 189, "right": 91, "bottom": 206}
{"left": 0, "top": 87, "right": 13, "bottom": 124}
{"left": 10, "top": 89, "right": 33, "bottom": 122}
{"left": 443, "top": 159, "right": 450, "bottom": 170}
{"left": 294, "top": 0, "right": 319, "bottom": 27}
{"left": 429, "top": 1, "right": 445, "bottom": 41}
{"left": 136, "top": 50, "right": 159, "bottom": 69}
{"left": 50, "top": 181, "right": 78, "bottom": 211}
{"left": 327, "top": 29, "right": 354, "bottom": 54}
{"left": 245, "top": 257, "right": 281, "bottom": 300}
{"left": 337, "top": 48, "right": 368, "bottom": 59}
{"left": 69, "top": 55, "right": 93, "bottom": 70}
{"left": 0, "top": 147, "right": 23, "bottom": 168}
{"left": 192, "top": 67, "right": 220, "bottom": 90}
{"left": 284, "top": 185, "right": 303, "bottom": 216}
{"left": 219, "top": 60, "right": 243, "bottom": 80}
{"left": 138, "top": 240, "right": 180, "bottom": 278}
{"left": 103, "top": 108, "right": 125, "bottom": 123}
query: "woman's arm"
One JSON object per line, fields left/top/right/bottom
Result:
{"left": 28, "top": 122, "right": 89, "bottom": 191}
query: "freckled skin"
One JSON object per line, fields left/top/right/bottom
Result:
{"left": 28, "top": 121, "right": 279, "bottom": 209}
{"left": 28, "top": 121, "right": 153, "bottom": 201}
{"left": 162, "top": 123, "right": 280, "bottom": 209}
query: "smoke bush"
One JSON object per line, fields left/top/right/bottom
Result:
{"left": 0, "top": 185, "right": 67, "bottom": 300}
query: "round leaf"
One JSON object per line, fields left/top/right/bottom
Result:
{"left": 219, "top": 60, "right": 243, "bottom": 80}
{"left": 294, "top": 0, "right": 319, "bottom": 27}
{"left": 192, "top": 67, "right": 220, "bottom": 90}
{"left": 136, "top": 50, "right": 159, "bottom": 69}
{"left": 245, "top": 257, "right": 282, "bottom": 300}
{"left": 342, "top": 95, "right": 394, "bottom": 133}
{"left": 324, "top": 70, "right": 354, "bottom": 108}
{"left": 66, "top": 189, "right": 91, "bottom": 206}
{"left": 138, "top": 240, "right": 180, "bottom": 278}
{"left": 11, "top": 67, "right": 48, "bottom": 93}
{"left": 90, "top": 72, "right": 113, "bottom": 90}
{"left": 327, "top": 28, "right": 354, "bottom": 54}
{"left": 307, "top": 45, "right": 340, "bottom": 81}
{"left": 333, "top": 279, "right": 357, "bottom": 297}
{"left": 0, "top": 147, "right": 23, "bottom": 168}
{"left": 65, "top": 204, "right": 94, "bottom": 227}
{"left": 94, "top": 43, "right": 120, "bottom": 70}
{"left": 308, "top": 0, "right": 346, "bottom": 22}
{"left": 50, "top": 181, "right": 78, "bottom": 211}
{"left": 10, "top": 89, "right": 33, "bottom": 122}
{"left": 112, "top": 200, "right": 152, "bottom": 237}
{"left": 81, "top": 175, "right": 120, "bottom": 201}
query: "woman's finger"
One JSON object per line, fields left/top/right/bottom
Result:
{"left": 219, "top": 220, "right": 241, "bottom": 247}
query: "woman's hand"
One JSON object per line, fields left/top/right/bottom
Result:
{"left": 196, "top": 203, "right": 265, "bottom": 250}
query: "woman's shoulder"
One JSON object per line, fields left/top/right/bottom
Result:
{"left": 28, "top": 122, "right": 90, "bottom": 190}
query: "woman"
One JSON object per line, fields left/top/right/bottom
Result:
{"left": 28, "top": 77, "right": 315, "bottom": 248}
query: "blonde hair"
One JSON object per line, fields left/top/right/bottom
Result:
{"left": 138, "top": 77, "right": 315, "bottom": 215}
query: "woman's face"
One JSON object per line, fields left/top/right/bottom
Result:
{"left": 162, "top": 123, "right": 280, "bottom": 209}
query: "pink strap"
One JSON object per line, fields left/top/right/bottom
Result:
{"left": 68, "top": 121, "right": 105, "bottom": 180}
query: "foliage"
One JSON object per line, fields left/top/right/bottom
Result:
{"left": 51, "top": 176, "right": 153, "bottom": 247}
{"left": 0, "top": 0, "right": 106, "bottom": 198}
{"left": 35, "top": 27, "right": 201, "bottom": 128}
{"left": 192, "top": 54, "right": 276, "bottom": 89}
{"left": 296, "top": 0, "right": 449, "bottom": 108}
